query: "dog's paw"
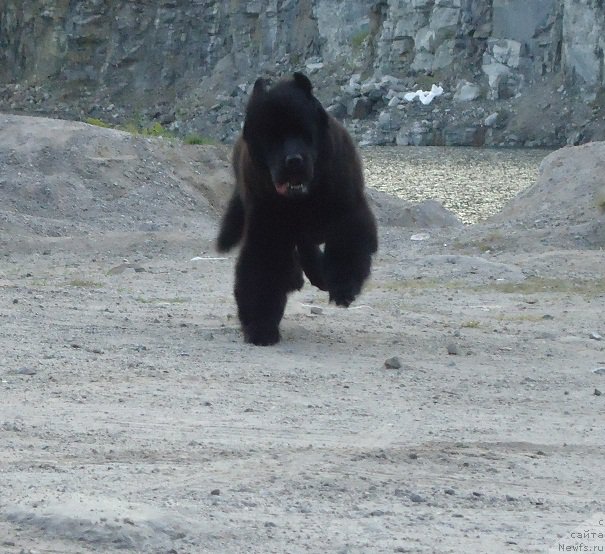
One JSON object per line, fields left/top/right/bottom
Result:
{"left": 243, "top": 324, "right": 280, "bottom": 346}
{"left": 328, "top": 285, "right": 357, "bottom": 308}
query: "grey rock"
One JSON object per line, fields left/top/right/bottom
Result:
{"left": 326, "top": 103, "right": 347, "bottom": 120}
{"left": 482, "top": 62, "right": 511, "bottom": 100}
{"left": 11, "top": 367, "right": 37, "bottom": 375}
{"left": 377, "top": 111, "right": 392, "bottom": 130}
{"left": 487, "top": 38, "right": 523, "bottom": 69}
{"left": 443, "top": 125, "right": 486, "bottom": 146}
{"left": 447, "top": 342, "right": 460, "bottom": 355}
{"left": 350, "top": 97, "right": 373, "bottom": 120}
{"left": 453, "top": 80, "right": 482, "bottom": 102}
{"left": 384, "top": 356, "right": 402, "bottom": 369}
{"left": 483, "top": 112, "right": 501, "bottom": 127}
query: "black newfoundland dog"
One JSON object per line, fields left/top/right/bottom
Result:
{"left": 217, "top": 73, "right": 377, "bottom": 345}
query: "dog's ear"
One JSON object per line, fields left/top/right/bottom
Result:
{"left": 251, "top": 77, "right": 267, "bottom": 98}
{"left": 293, "top": 72, "right": 313, "bottom": 95}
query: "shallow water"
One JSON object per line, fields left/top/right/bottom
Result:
{"left": 361, "top": 146, "right": 552, "bottom": 224}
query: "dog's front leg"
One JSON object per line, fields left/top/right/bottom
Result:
{"left": 323, "top": 203, "right": 378, "bottom": 307}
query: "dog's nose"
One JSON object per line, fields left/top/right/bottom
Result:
{"left": 285, "top": 154, "right": 303, "bottom": 170}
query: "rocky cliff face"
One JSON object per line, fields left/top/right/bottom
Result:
{"left": 1, "top": 0, "right": 603, "bottom": 147}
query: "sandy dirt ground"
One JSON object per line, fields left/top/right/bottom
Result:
{"left": 0, "top": 115, "right": 604, "bottom": 553}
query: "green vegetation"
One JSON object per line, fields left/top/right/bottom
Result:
{"left": 134, "top": 296, "right": 190, "bottom": 304}
{"left": 85, "top": 117, "right": 112, "bottom": 128}
{"left": 68, "top": 279, "right": 103, "bottom": 288}
{"left": 413, "top": 74, "right": 440, "bottom": 90}
{"left": 351, "top": 30, "right": 369, "bottom": 50}
{"left": 596, "top": 186, "right": 605, "bottom": 213}
{"left": 84, "top": 115, "right": 217, "bottom": 145}
{"left": 480, "top": 277, "right": 605, "bottom": 297}
{"left": 184, "top": 133, "right": 216, "bottom": 145}
{"left": 119, "top": 120, "right": 176, "bottom": 139}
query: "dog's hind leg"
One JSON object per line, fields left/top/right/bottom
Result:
{"left": 217, "top": 191, "right": 245, "bottom": 252}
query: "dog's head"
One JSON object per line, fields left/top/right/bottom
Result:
{"left": 242, "top": 73, "right": 328, "bottom": 199}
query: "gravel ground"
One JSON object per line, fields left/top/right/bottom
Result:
{"left": 0, "top": 115, "right": 604, "bottom": 554}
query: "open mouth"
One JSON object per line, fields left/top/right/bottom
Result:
{"left": 275, "top": 181, "right": 309, "bottom": 196}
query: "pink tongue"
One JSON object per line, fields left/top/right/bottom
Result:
{"left": 276, "top": 183, "right": 288, "bottom": 196}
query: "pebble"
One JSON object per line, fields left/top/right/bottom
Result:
{"left": 310, "top": 306, "right": 323, "bottom": 315}
{"left": 107, "top": 263, "right": 145, "bottom": 275}
{"left": 264, "top": 521, "right": 277, "bottom": 528}
{"left": 369, "top": 509, "right": 386, "bottom": 517}
{"left": 409, "top": 493, "right": 426, "bottom": 503}
{"left": 11, "top": 367, "right": 37, "bottom": 375}
{"left": 589, "top": 332, "right": 602, "bottom": 341}
{"left": 594, "top": 388, "right": 602, "bottom": 396}
{"left": 210, "top": 489, "right": 221, "bottom": 495}
{"left": 384, "top": 356, "right": 402, "bottom": 369}
{"left": 447, "top": 342, "right": 460, "bottom": 355}
{"left": 593, "top": 368, "right": 605, "bottom": 376}
{"left": 444, "top": 488, "right": 456, "bottom": 495}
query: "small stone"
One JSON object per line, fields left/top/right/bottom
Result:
{"left": 505, "top": 494, "right": 516, "bottom": 501}
{"left": 408, "top": 452, "right": 418, "bottom": 460}
{"left": 310, "top": 306, "right": 323, "bottom": 315}
{"left": 12, "top": 299, "right": 18, "bottom": 304}
{"left": 384, "top": 356, "right": 402, "bottom": 369}
{"left": 210, "top": 489, "right": 221, "bottom": 495}
{"left": 484, "top": 112, "right": 499, "bottom": 127}
{"left": 594, "top": 388, "right": 602, "bottom": 396}
{"left": 369, "top": 509, "right": 386, "bottom": 517}
{"left": 589, "top": 332, "right": 603, "bottom": 341}
{"left": 409, "top": 493, "right": 426, "bottom": 503}
{"left": 264, "top": 521, "right": 277, "bottom": 528}
{"left": 444, "top": 488, "right": 456, "bottom": 495}
{"left": 12, "top": 367, "right": 37, "bottom": 375}
{"left": 447, "top": 342, "right": 460, "bottom": 355}
{"left": 542, "top": 314, "right": 554, "bottom": 320}
{"left": 592, "top": 368, "right": 605, "bottom": 376}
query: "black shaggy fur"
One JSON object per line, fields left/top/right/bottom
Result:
{"left": 217, "top": 72, "right": 378, "bottom": 345}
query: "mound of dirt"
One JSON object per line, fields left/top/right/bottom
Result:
{"left": 487, "top": 142, "right": 605, "bottom": 249}
{"left": 0, "top": 114, "right": 232, "bottom": 239}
